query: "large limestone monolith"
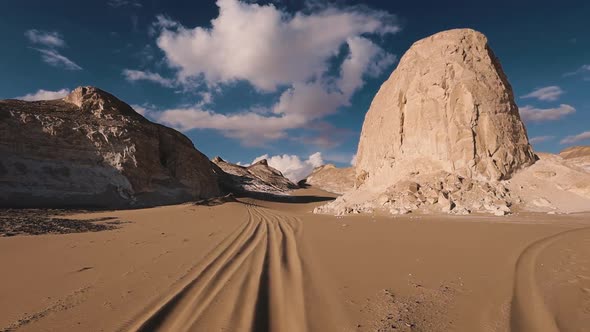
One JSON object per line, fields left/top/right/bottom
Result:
{"left": 316, "top": 29, "right": 537, "bottom": 216}
{"left": 356, "top": 28, "right": 535, "bottom": 186}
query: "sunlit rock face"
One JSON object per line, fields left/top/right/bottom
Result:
{"left": 0, "top": 86, "right": 220, "bottom": 208}
{"left": 355, "top": 28, "right": 535, "bottom": 186}
{"left": 302, "top": 164, "right": 355, "bottom": 194}
{"left": 212, "top": 157, "right": 297, "bottom": 195}
{"left": 316, "top": 29, "right": 539, "bottom": 216}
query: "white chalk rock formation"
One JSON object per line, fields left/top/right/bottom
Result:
{"left": 212, "top": 157, "right": 297, "bottom": 195}
{"left": 317, "top": 29, "right": 538, "bottom": 216}
{"left": 0, "top": 86, "right": 221, "bottom": 208}
{"left": 356, "top": 28, "right": 535, "bottom": 185}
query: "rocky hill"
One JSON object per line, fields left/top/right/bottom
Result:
{"left": 559, "top": 146, "right": 590, "bottom": 159}
{"left": 559, "top": 146, "right": 590, "bottom": 172}
{"left": 212, "top": 156, "right": 297, "bottom": 195}
{"left": 316, "top": 29, "right": 540, "bottom": 216}
{"left": 0, "top": 86, "right": 220, "bottom": 208}
{"left": 301, "top": 164, "right": 355, "bottom": 194}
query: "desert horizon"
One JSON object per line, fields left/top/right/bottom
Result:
{"left": 1, "top": 1, "right": 590, "bottom": 331}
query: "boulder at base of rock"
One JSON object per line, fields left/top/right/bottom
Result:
{"left": 0, "top": 86, "right": 220, "bottom": 208}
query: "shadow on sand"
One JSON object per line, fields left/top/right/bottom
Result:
{"left": 195, "top": 191, "right": 335, "bottom": 207}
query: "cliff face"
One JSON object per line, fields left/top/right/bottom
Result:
{"left": 0, "top": 86, "right": 220, "bottom": 208}
{"left": 355, "top": 28, "right": 535, "bottom": 185}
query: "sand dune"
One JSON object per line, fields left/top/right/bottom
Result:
{"left": 1, "top": 188, "right": 589, "bottom": 331}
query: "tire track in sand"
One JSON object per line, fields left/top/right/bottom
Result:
{"left": 122, "top": 204, "right": 307, "bottom": 332}
{"left": 510, "top": 226, "right": 590, "bottom": 332}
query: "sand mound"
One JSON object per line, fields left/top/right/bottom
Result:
{"left": 301, "top": 164, "right": 355, "bottom": 194}
{"left": 559, "top": 145, "right": 590, "bottom": 159}
{"left": 507, "top": 153, "right": 590, "bottom": 213}
{"left": 559, "top": 146, "right": 590, "bottom": 172}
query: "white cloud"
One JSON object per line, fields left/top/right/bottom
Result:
{"left": 564, "top": 64, "right": 590, "bottom": 77}
{"left": 529, "top": 135, "right": 555, "bottom": 144}
{"left": 25, "top": 29, "right": 65, "bottom": 48}
{"left": 25, "top": 29, "right": 81, "bottom": 70}
{"left": 32, "top": 48, "right": 82, "bottom": 70}
{"left": 350, "top": 153, "right": 357, "bottom": 166}
{"left": 16, "top": 88, "right": 70, "bottom": 101}
{"left": 519, "top": 104, "right": 575, "bottom": 122}
{"left": 123, "top": 69, "right": 175, "bottom": 87}
{"left": 156, "top": 107, "right": 305, "bottom": 145}
{"left": 338, "top": 37, "right": 396, "bottom": 97}
{"left": 561, "top": 131, "right": 590, "bottom": 144}
{"left": 130, "top": 103, "right": 159, "bottom": 118}
{"left": 521, "top": 86, "right": 564, "bottom": 102}
{"left": 155, "top": 0, "right": 399, "bottom": 90}
{"left": 107, "top": 0, "right": 142, "bottom": 8}
{"left": 151, "top": 0, "right": 399, "bottom": 144}
{"left": 251, "top": 152, "right": 324, "bottom": 182}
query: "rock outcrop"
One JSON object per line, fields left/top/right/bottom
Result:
{"left": 301, "top": 164, "right": 355, "bottom": 194}
{"left": 0, "top": 86, "right": 220, "bottom": 208}
{"left": 356, "top": 28, "right": 535, "bottom": 184}
{"left": 316, "top": 29, "right": 538, "bottom": 216}
{"left": 212, "top": 157, "right": 297, "bottom": 195}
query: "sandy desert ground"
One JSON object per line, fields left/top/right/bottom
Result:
{"left": 1, "top": 188, "right": 589, "bottom": 332}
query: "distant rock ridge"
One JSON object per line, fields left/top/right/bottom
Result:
{"left": 0, "top": 86, "right": 220, "bottom": 208}
{"left": 559, "top": 146, "right": 590, "bottom": 173}
{"left": 212, "top": 157, "right": 297, "bottom": 195}
{"left": 315, "top": 29, "right": 540, "bottom": 216}
{"left": 560, "top": 146, "right": 590, "bottom": 159}
{"left": 301, "top": 164, "right": 355, "bottom": 194}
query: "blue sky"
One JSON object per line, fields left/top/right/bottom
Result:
{"left": 1, "top": 0, "right": 589, "bottom": 177}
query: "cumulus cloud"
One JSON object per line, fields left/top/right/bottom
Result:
{"left": 529, "top": 135, "right": 555, "bottom": 144}
{"left": 155, "top": 1, "right": 399, "bottom": 90}
{"left": 251, "top": 152, "right": 324, "bottom": 182}
{"left": 130, "top": 104, "right": 152, "bottom": 117}
{"left": 519, "top": 104, "right": 575, "bottom": 122}
{"left": 123, "top": 69, "right": 175, "bottom": 87}
{"left": 25, "top": 29, "right": 65, "bottom": 48}
{"left": 521, "top": 86, "right": 564, "bottom": 102}
{"left": 561, "top": 131, "right": 590, "bottom": 144}
{"left": 156, "top": 107, "right": 305, "bottom": 145}
{"left": 151, "top": 0, "right": 399, "bottom": 144}
{"left": 16, "top": 88, "right": 70, "bottom": 101}
{"left": 293, "top": 127, "right": 352, "bottom": 149}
